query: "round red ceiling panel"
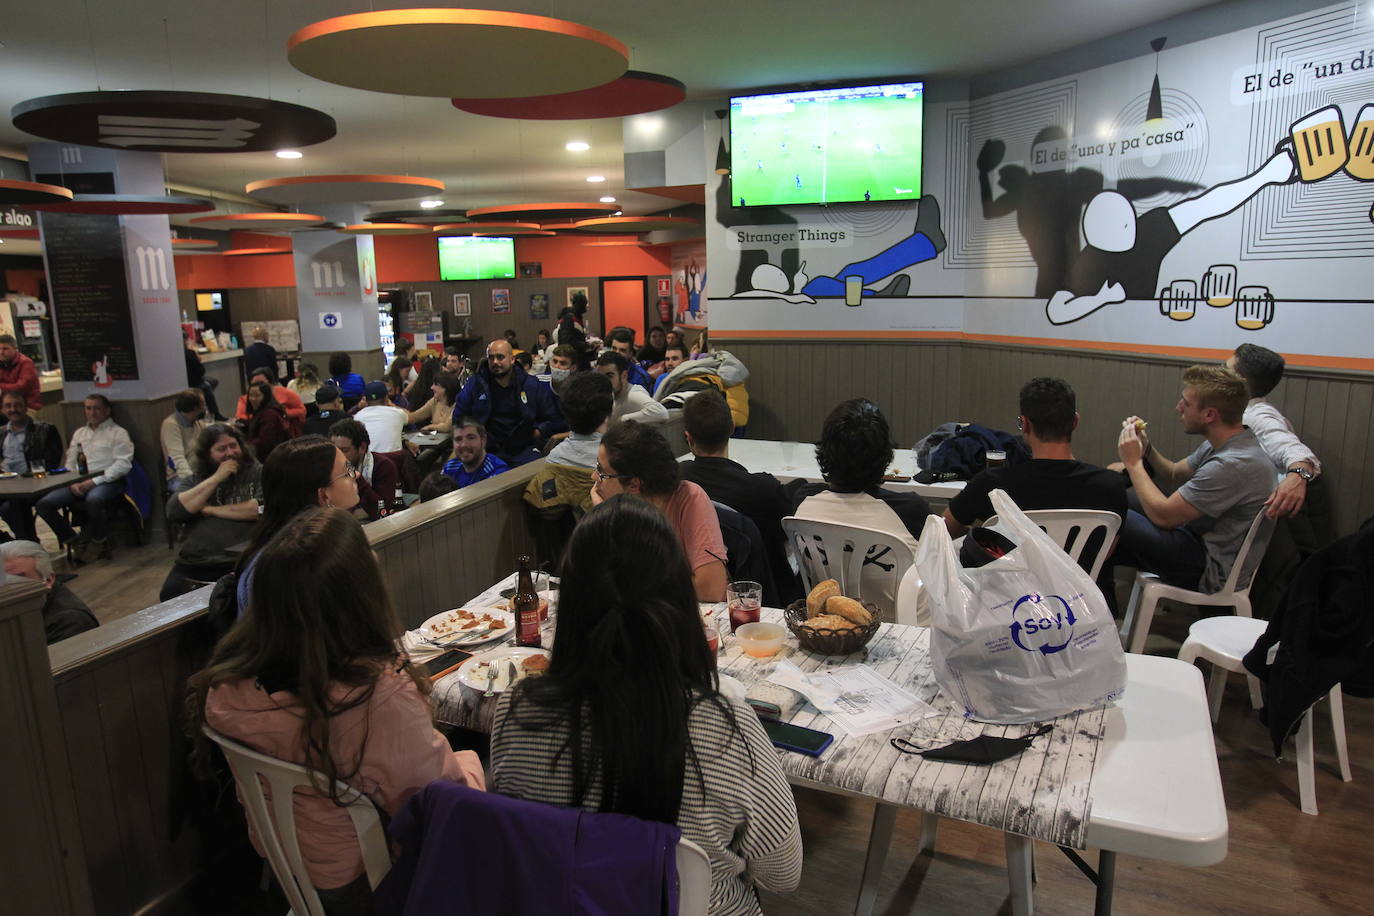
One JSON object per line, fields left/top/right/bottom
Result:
{"left": 452, "top": 71, "right": 685, "bottom": 120}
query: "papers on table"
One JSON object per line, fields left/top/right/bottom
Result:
{"left": 767, "top": 658, "right": 940, "bottom": 736}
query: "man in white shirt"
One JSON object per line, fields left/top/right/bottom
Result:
{"left": 595, "top": 352, "right": 669, "bottom": 425}
{"left": 353, "top": 381, "right": 407, "bottom": 454}
{"left": 36, "top": 394, "right": 135, "bottom": 561}
{"left": 1227, "top": 343, "right": 1320, "bottom": 518}
{"left": 160, "top": 389, "right": 206, "bottom": 493}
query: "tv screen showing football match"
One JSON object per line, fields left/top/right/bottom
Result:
{"left": 437, "top": 236, "right": 517, "bottom": 281}
{"left": 729, "top": 81, "right": 924, "bottom": 207}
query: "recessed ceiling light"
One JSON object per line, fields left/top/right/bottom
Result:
{"left": 419, "top": 199, "right": 445, "bottom": 208}
{"left": 586, "top": 175, "right": 606, "bottom": 183}
{"left": 614, "top": 210, "right": 623, "bottom": 215}
{"left": 275, "top": 150, "right": 303, "bottom": 159}
{"left": 599, "top": 196, "right": 616, "bottom": 203}
{"left": 565, "top": 141, "right": 590, "bottom": 152}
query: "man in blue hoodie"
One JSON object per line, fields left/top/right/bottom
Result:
{"left": 453, "top": 339, "right": 566, "bottom": 466}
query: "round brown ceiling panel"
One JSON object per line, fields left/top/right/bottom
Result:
{"left": 11, "top": 90, "right": 336, "bottom": 152}
{"left": 287, "top": 9, "right": 627, "bottom": 98}
{"left": 339, "top": 222, "right": 432, "bottom": 235}
{"left": 452, "top": 71, "right": 685, "bottom": 120}
{"left": 29, "top": 194, "right": 214, "bottom": 215}
{"left": 0, "top": 179, "right": 72, "bottom": 206}
{"left": 245, "top": 174, "right": 445, "bottom": 204}
{"left": 571, "top": 215, "right": 700, "bottom": 232}
{"left": 190, "top": 212, "right": 326, "bottom": 231}
{"left": 433, "top": 221, "right": 542, "bottom": 236}
{"left": 367, "top": 208, "right": 468, "bottom": 224}
{"left": 467, "top": 201, "right": 618, "bottom": 222}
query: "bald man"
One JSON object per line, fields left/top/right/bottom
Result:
{"left": 451, "top": 338, "right": 566, "bottom": 466}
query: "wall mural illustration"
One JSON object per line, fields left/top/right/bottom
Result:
{"left": 704, "top": 1, "right": 1374, "bottom": 365}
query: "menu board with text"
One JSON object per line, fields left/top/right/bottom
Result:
{"left": 41, "top": 211, "right": 140, "bottom": 382}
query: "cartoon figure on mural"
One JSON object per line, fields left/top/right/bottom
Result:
{"left": 725, "top": 194, "right": 947, "bottom": 304}
{"left": 676, "top": 257, "right": 706, "bottom": 323}
{"left": 1044, "top": 101, "right": 1374, "bottom": 326}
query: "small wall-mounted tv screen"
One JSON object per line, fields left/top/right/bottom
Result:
{"left": 438, "top": 236, "right": 517, "bottom": 281}
{"left": 729, "top": 81, "right": 924, "bottom": 207}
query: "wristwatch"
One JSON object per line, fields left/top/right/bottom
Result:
{"left": 1286, "top": 466, "right": 1314, "bottom": 482}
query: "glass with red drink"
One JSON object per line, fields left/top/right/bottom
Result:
{"left": 726, "top": 580, "right": 762, "bottom": 634}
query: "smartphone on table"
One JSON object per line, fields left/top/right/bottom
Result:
{"left": 762, "top": 719, "right": 835, "bottom": 757}
{"left": 423, "top": 649, "right": 472, "bottom": 680}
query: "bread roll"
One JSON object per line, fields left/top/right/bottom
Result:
{"left": 806, "top": 579, "right": 841, "bottom": 618}
{"left": 825, "top": 595, "right": 875, "bottom": 627}
{"left": 1134, "top": 419, "right": 1148, "bottom": 432}
{"left": 806, "top": 613, "right": 856, "bottom": 632}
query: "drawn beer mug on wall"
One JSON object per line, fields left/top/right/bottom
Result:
{"left": 1234, "top": 286, "right": 1275, "bottom": 331}
{"left": 1289, "top": 106, "right": 1348, "bottom": 182}
{"left": 1201, "top": 265, "right": 1237, "bottom": 308}
{"left": 1347, "top": 104, "right": 1374, "bottom": 182}
{"left": 1158, "top": 279, "right": 1198, "bottom": 322}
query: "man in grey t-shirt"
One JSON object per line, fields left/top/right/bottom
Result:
{"left": 1116, "top": 364, "right": 1275, "bottom": 593}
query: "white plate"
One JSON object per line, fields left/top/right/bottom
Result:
{"left": 456, "top": 647, "right": 551, "bottom": 693}
{"left": 418, "top": 607, "right": 515, "bottom": 647}
{"left": 0, "top": 471, "right": 17, "bottom": 479}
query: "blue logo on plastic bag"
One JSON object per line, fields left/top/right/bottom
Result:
{"left": 1008, "top": 593, "right": 1076, "bottom": 654}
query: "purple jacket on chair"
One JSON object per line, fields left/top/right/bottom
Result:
{"left": 374, "top": 781, "right": 682, "bottom": 916}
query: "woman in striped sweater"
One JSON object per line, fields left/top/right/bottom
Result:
{"left": 491, "top": 495, "right": 802, "bottom": 914}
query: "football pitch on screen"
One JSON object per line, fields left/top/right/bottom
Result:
{"left": 439, "top": 241, "right": 514, "bottom": 280}
{"left": 731, "top": 96, "right": 922, "bottom": 206}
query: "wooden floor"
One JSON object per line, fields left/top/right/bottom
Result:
{"left": 58, "top": 539, "right": 1374, "bottom": 914}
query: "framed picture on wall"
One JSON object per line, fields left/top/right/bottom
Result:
{"left": 566, "top": 286, "right": 589, "bottom": 307}
{"left": 529, "top": 293, "right": 549, "bottom": 319}
{"left": 492, "top": 288, "right": 511, "bottom": 313}
{"left": 414, "top": 291, "right": 432, "bottom": 310}
{"left": 453, "top": 293, "right": 471, "bottom": 316}
{"left": 520, "top": 261, "right": 542, "bottom": 279}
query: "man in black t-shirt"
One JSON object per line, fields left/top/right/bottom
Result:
{"left": 945, "top": 378, "right": 1126, "bottom": 579}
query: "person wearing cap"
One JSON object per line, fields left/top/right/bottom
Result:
{"left": 303, "top": 385, "right": 351, "bottom": 438}
{"left": 353, "top": 381, "right": 407, "bottom": 454}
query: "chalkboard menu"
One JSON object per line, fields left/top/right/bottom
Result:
{"left": 398, "top": 309, "right": 445, "bottom": 336}
{"left": 41, "top": 211, "right": 140, "bottom": 382}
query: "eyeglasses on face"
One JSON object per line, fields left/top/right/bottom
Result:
{"left": 593, "top": 464, "right": 632, "bottom": 483}
{"left": 330, "top": 464, "right": 358, "bottom": 484}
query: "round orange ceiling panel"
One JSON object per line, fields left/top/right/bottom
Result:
{"left": 339, "top": 222, "right": 433, "bottom": 236}
{"left": 287, "top": 9, "right": 628, "bottom": 98}
{"left": 0, "top": 179, "right": 72, "bottom": 205}
{"left": 473, "top": 229, "right": 556, "bottom": 237}
{"left": 433, "top": 221, "right": 542, "bottom": 236}
{"left": 222, "top": 248, "right": 292, "bottom": 257}
{"left": 172, "top": 238, "right": 219, "bottom": 250}
{"left": 467, "top": 201, "right": 619, "bottom": 222}
{"left": 190, "top": 213, "right": 326, "bottom": 231}
{"left": 571, "top": 216, "right": 700, "bottom": 233}
{"left": 246, "top": 174, "right": 445, "bottom": 204}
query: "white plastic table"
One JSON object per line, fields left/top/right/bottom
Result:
{"left": 694, "top": 438, "right": 966, "bottom": 501}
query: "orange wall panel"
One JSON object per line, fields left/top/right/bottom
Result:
{"left": 375, "top": 233, "right": 439, "bottom": 283}
{"left": 175, "top": 253, "right": 294, "bottom": 289}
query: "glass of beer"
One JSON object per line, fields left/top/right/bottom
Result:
{"left": 726, "top": 580, "right": 762, "bottom": 633}
{"left": 1158, "top": 279, "right": 1197, "bottom": 321}
{"left": 1201, "top": 265, "right": 1237, "bottom": 308}
{"left": 1289, "top": 105, "right": 1349, "bottom": 182}
{"left": 1235, "top": 286, "right": 1275, "bottom": 331}
{"left": 28, "top": 459, "right": 46, "bottom": 479}
{"left": 844, "top": 275, "right": 864, "bottom": 307}
{"left": 1346, "top": 103, "right": 1374, "bottom": 182}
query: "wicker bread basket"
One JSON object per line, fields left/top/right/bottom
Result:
{"left": 784, "top": 599, "right": 881, "bottom": 655}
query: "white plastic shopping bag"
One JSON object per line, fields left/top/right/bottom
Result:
{"left": 914, "top": 490, "right": 1126, "bottom": 723}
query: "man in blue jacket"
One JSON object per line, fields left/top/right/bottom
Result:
{"left": 453, "top": 339, "right": 566, "bottom": 466}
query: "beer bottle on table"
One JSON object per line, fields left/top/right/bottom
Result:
{"left": 514, "top": 555, "right": 541, "bottom": 648}
{"left": 392, "top": 482, "right": 406, "bottom": 514}
{"left": 76, "top": 444, "right": 89, "bottom": 475}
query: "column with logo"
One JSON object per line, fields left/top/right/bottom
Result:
{"left": 292, "top": 204, "right": 381, "bottom": 374}
{"left": 29, "top": 143, "right": 183, "bottom": 401}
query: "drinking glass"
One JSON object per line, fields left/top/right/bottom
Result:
{"left": 1288, "top": 105, "right": 1348, "bottom": 182}
{"left": 1201, "top": 265, "right": 1237, "bottom": 308}
{"left": 1158, "top": 279, "right": 1197, "bottom": 321}
{"left": 28, "top": 459, "right": 46, "bottom": 479}
{"left": 1235, "top": 286, "right": 1275, "bottom": 331}
{"left": 726, "top": 580, "right": 762, "bottom": 634}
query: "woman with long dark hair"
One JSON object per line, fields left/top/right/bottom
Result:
{"left": 383, "top": 358, "right": 412, "bottom": 410}
{"left": 191, "top": 507, "right": 484, "bottom": 913}
{"left": 243, "top": 380, "right": 291, "bottom": 461}
{"left": 402, "top": 356, "right": 442, "bottom": 412}
{"left": 491, "top": 495, "right": 801, "bottom": 914}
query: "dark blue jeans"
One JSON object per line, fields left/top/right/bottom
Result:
{"left": 1114, "top": 508, "right": 1206, "bottom": 590}
{"left": 36, "top": 481, "right": 125, "bottom": 543}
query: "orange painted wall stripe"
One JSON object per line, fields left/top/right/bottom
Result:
{"left": 711, "top": 329, "right": 1374, "bottom": 372}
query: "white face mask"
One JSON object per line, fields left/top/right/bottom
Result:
{"left": 550, "top": 367, "right": 571, "bottom": 382}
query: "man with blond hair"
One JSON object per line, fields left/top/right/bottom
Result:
{"left": 1116, "top": 364, "right": 1275, "bottom": 593}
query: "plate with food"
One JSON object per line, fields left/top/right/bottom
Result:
{"left": 456, "top": 647, "right": 552, "bottom": 693}
{"left": 0, "top": 471, "right": 17, "bottom": 480}
{"left": 418, "top": 606, "right": 514, "bottom": 647}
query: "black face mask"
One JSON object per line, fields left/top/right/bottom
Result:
{"left": 890, "top": 724, "right": 1053, "bottom": 764}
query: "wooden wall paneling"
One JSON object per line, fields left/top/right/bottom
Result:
{"left": 55, "top": 668, "right": 128, "bottom": 913}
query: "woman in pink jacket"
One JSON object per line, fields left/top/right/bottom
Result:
{"left": 190, "top": 505, "right": 484, "bottom": 913}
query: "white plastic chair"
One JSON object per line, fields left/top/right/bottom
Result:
{"left": 781, "top": 516, "right": 919, "bottom": 624}
{"left": 675, "top": 836, "right": 712, "bottom": 916}
{"left": 202, "top": 725, "right": 391, "bottom": 916}
{"left": 984, "top": 508, "right": 1122, "bottom": 580}
{"left": 1177, "top": 616, "right": 1352, "bottom": 815}
{"left": 1120, "top": 507, "right": 1274, "bottom": 655}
